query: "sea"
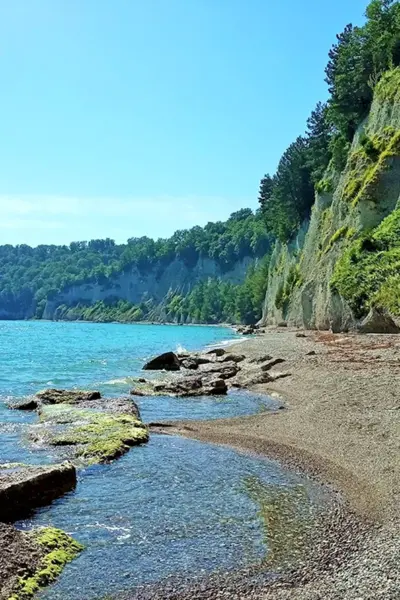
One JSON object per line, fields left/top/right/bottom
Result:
{"left": 0, "top": 321, "right": 324, "bottom": 599}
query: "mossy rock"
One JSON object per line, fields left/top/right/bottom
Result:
{"left": 7, "top": 527, "right": 83, "bottom": 600}
{"left": 39, "top": 405, "right": 149, "bottom": 464}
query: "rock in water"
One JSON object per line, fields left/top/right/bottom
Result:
{"left": 358, "top": 307, "right": 400, "bottom": 334}
{"left": 8, "top": 398, "right": 38, "bottom": 410}
{"left": 143, "top": 352, "right": 181, "bottom": 371}
{"left": 36, "top": 389, "right": 101, "bottom": 405}
{"left": 0, "top": 462, "right": 77, "bottom": 521}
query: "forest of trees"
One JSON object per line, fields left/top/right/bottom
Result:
{"left": 1, "top": 1, "right": 399, "bottom": 325}
{"left": 0, "top": 209, "right": 269, "bottom": 320}
{"left": 259, "top": 0, "right": 400, "bottom": 242}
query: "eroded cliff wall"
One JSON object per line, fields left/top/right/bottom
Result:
{"left": 261, "top": 69, "right": 400, "bottom": 331}
{"left": 43, "top": 256, "right": 254, "bottom": 320}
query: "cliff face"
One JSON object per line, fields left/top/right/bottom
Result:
{"left": 43, "top": 256, "right": 254, "bottom": 320}
{"left": 261, "top": 69, "right": 400, "bottom": 331}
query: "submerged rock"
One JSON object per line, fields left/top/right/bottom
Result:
{"left": 0, "top": 462, "right": 76, "bottom": 522}
{"left": 358, "top": 307, "right": 400, "bottom": 334}
{"left": 143, "top": 352, "right": 181, "bottom": 371}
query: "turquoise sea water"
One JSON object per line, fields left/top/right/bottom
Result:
{"left": 0, "top": 321, "right": 324, "bottom": 599}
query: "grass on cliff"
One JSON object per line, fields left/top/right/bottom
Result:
{"left": 341, "top": 126, "right": 400, "bottom": 207}
{"left": 40, "top": 405, "right": 149, "bottom": 463}
{"left": 331, "top": 207, "right": 400, "bottom": 317}
{"left": 8, "top": 527, "right": 83, "bottom": 600}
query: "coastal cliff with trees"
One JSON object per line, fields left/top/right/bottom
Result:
{"left": 1, "top": 0, "right": 400, "bottom": 330}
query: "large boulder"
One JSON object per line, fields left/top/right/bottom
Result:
{"left": 358, "top": 307, "right": 400, "bottom": 334}
{"left": 0, "top": 462, "right": 77, "bottom": 522}
{"left": 143, "top": 352, "right": 181, "bottom": 371}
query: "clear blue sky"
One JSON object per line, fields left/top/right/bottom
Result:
{"left": 0, "top": 0, "right": 368, "bottom": 246}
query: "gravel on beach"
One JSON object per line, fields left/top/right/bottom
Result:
{"left": 128, "top": 328, "right": 400, "bottom": 600}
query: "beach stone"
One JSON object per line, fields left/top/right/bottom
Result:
{"left": 0, "top": 462, "right": 77, "bottom": 522}
{"left": 260, "top": 358, "right": 285, "bottom": 371}
{"left": 199, "top": 362, "right": 239, "bottom": 379}
{"left": 143, "top": 352, "right": 181, "bottom": 371}
{"left": 248, "top": 355, "right": 273, "bottom": 364}
{"left": 358, "top": 307, "right": 400, "bottom": 334}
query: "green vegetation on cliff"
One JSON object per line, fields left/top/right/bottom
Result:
{"left": 259, "top": 0, "right": 400, "bottom": 243}
{"left": 331, "top": 206, "right": 400, "bottom": 317}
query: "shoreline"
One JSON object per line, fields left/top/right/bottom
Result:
{"left": 144, "top": 328, "right": 399, "bottom": 599}
{"left": 2, "top": 326, "right": 398, "bottom": 599}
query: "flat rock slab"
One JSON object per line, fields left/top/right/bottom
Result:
{"left": 0, "top": 462, "right": 76, "bottom": 522}
{"left": 36, "top": 404, "right": 149, "bottom": 464}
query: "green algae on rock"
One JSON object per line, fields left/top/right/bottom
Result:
{"left": 7, "top": 527, "right": 83, "bottom": 600}
{"left": 39, "top": 404, "right": 149, "bottom": 464}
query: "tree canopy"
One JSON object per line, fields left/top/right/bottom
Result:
{"left": 259, "top": 0, "right": 400, "bottom": 243}
{"left": 0, "top": 210, "right": 269, "bottom": 319}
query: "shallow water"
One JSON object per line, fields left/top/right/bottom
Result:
{"left": 22, "top": 436, "right": 322, "bottom": 600}
{"left": 0, "top": 321, "right": 325, "bottom": 598}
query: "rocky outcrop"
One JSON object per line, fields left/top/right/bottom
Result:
{"left": 36, "top": 389, "right": 101, "bottom": 405}
{"left": 131, "top": 349, "right": 290, "bottom": 398}
{"left": 0, "top": 463, "right": 77, "bottom": 522}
